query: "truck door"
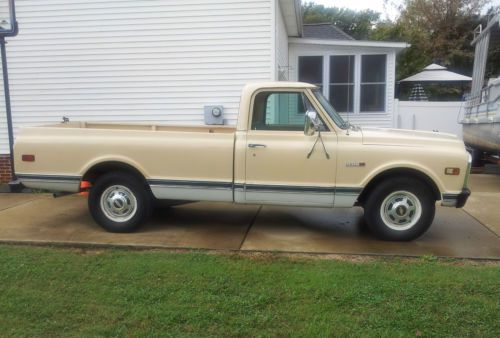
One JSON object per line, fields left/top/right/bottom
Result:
{"left": 243, "top": 90, "right": 337, "bottom": 206}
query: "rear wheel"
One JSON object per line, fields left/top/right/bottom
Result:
{"left": 363, "top": 177, "right": 435, "bottom": 241}
{"left": 88, "top": 172, "right": 152, "bottom": 232}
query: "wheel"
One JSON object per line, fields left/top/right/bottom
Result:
{"left": 88, "top": 172, "right": 152, "bottom": 232}
{"left": 363, "top": 177, "right": 435, "bottom": 241}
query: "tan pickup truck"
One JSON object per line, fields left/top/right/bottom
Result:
{"left": 13, "top": 82, "right": 471, "bottom": 240}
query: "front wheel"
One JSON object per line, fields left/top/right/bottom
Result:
{"left": 363, "top": 177, "right": 435, "bottom": 241}
{"left": 88, "top": 172, "right": 152, "bottom": 233}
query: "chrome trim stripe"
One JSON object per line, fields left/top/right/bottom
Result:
{"left": 464, "top": 153, "right": 472, "bottom": 188}
{"left": 244, "top": 184, "right": 334, "bottom": 193}
{"left": 335, "top": 187, "right": 363, "bottom": 194}
{"left": 148, "top": 179, "right": 232, "bottom": 189}
{"left": 148, "top": 179, "right": 361, "bottom": 195}
{"left": 17, "top": 173, "right": 81, "bottom": 182}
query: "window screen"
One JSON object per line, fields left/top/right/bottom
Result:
{"left": 361, "top": 55, "right": 386, "bottom": 112}
{"left": 251, "top": 92, "right": 308, "bottom": 131}
{"left": 329, "top": 55, "right": 354, "bottom": 113}
{"left": 298, "top": 56, "right": 323, "bottom": 88}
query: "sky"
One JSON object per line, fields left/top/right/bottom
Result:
{"left": 310, "top": 0, "right": 500, "bottom": 21}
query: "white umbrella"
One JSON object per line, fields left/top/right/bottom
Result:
{"left": 400, "top": 63, "right": 472, "bottom": 82}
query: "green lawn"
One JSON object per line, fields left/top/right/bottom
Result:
{"left": 0, "top": 246, "right": 498, "bottom": 337}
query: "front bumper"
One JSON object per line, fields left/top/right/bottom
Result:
{"left": 456, "top": 188, "right": 471, "bottom": 208}
{"left": 441, "top": 188, "right": 471, "bottom": 208}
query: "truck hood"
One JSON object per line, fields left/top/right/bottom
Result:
{"left": 361, "top": 127, "right": 463, "bottom": 148}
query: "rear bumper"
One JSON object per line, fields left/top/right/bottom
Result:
{"left": 441, "top": 188, "right": 471, "bottom": 208}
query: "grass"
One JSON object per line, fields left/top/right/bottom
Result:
{"left": 0, "top": 246, "right": 498, "bottom": 337}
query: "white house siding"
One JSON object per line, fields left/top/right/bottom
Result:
{"left": 275, "top": 0, "right": 289, "bottom": 80}
{"left": 289, "top": 42, "right": 397, "bottom": 128}
{"left": 0, "top": 0, "right": 274, "bottom": 154}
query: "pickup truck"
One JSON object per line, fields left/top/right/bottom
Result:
{"left": 13, "top": 82, "right": 471, "bottom": 241}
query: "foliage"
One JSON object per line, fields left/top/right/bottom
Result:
{"left": 302, "top": 2, "right": 381, "bottom": 40}
{"left": 0, "top": 245, "right": 499, "bottom": 337}
{"left": 303, "top": 0, "right": 500, "bottom": 81}
{"left": 372, "top": 0, "right": 491, "bottom": 79}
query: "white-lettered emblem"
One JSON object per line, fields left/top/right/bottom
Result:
{"left": 346, "top": 162, "right": 366, "bottom": 167}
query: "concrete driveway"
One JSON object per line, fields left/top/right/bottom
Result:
{"left": 0, "top": 174, "right": 498, "bottom": 259}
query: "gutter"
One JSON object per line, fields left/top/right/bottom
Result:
{"left": 289, "top": 37, "right": 410, "bottom": 50}
{"left": 294, "top": 0, "right": 302, "bottom": 37}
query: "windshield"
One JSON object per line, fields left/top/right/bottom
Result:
{"left": 312, "top": 89, "right": 347, "bottom": 129}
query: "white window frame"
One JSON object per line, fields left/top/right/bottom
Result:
{"left": 360, "top": 54, "right": 388, "bottom": 113}
{"left": 327, "top": 54, "right": 356, "bottom": 114}
{"left": 295, "top": 51, "right": 390, "bottom": 115}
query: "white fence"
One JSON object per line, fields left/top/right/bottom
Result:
{"left": 393, "top": 100, "right": 464, "bottom": 138}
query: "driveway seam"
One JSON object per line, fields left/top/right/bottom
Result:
{"left": 461, "top": 209, "right": 500, "bottom": 238}
{"left": 0, "top": 195, "right": 49, "bottom": 212}
{"left": 238, "top": 205, "right": 262, "bottom": 250}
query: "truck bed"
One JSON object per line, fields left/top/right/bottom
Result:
{"left": 14, "top": 121, "right": 236, "bottom": 200}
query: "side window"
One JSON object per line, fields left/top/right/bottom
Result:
{"left": 251, "top": 92, "right": 309, "bottom": 131}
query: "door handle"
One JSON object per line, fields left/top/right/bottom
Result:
{"left": 248, "top": 143, "right": 266, "bottom": 148}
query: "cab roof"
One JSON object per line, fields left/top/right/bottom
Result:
{"left": 242, "top": 82, "right": 317, "bottom": 92}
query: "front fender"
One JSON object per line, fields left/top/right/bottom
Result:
{"left": 361, "top": 161, "right": 446, "bottom": 194}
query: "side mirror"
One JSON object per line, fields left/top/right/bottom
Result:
{"left": 304, "top": 110, "right": 320, "bottom": 136}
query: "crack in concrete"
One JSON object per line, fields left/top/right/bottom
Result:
{"left": 239, "top": 205, "right": 262, "bottom": 250}
{"left": 0, "top": 194, "right": 49, "bottom": 212}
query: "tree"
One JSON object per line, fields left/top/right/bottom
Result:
{"left": 371, "top": 0, "right": 491, "bottom": 80}
{"left": 302, "top": 2, "right": 380, "bottom": 40}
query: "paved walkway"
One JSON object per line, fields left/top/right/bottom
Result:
{"left": 0, "top": 175, "right": 498, "bottom": 259}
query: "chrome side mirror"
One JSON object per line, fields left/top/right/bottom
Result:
{"left": 304, "top": 110, "right": 320, "bottom": 136}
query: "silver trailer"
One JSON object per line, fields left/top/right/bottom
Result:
{"left": 461, "top": 14, "right": 500, "bottom": 157}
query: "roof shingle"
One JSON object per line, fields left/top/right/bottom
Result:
{"left": 302, "top": 23, "right": 355, "bottom": 40}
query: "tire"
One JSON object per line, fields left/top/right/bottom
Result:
{"left": 363, "top": 177, "right": 435, "bottom": 241}
{"left": 88, "top": 172, "right": 152, "bottom": 233}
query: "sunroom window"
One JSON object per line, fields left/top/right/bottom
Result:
{"left": 329, "top": 55, "right": 354, "bottom": 113}
{"left": 298, "top": 56, "right": 323, "bottom": 88}
{"left": 361, "top": 55, "right": 386, "bottom": 112}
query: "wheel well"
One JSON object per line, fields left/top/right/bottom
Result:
{"left": 357, "top": 168, "right": 441, "bottom": 205}
{"left": 82, "top": 161, "right": 147, "bottom": 185}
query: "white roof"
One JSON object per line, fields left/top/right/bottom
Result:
{"left": 423, "top": 63, "right": 447, "bottom": 70}
{"left": 400, "top": 63, "right": 472, "bottom": 82}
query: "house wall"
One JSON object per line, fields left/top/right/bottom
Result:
{"left": 0, "top": 0, "right": 274, "bottom": 155}
{"left": 289, "top": 42, "right": 397, "bottom": 128}
{"left": 275, "top": 0, "right": 289, "bottom": 80}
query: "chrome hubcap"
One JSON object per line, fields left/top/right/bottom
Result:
{"left": 100, "top": 185, "right": 137, "bottom": 222}
{"left": 380, "top": 191, "right": 422, "bottom": 231}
